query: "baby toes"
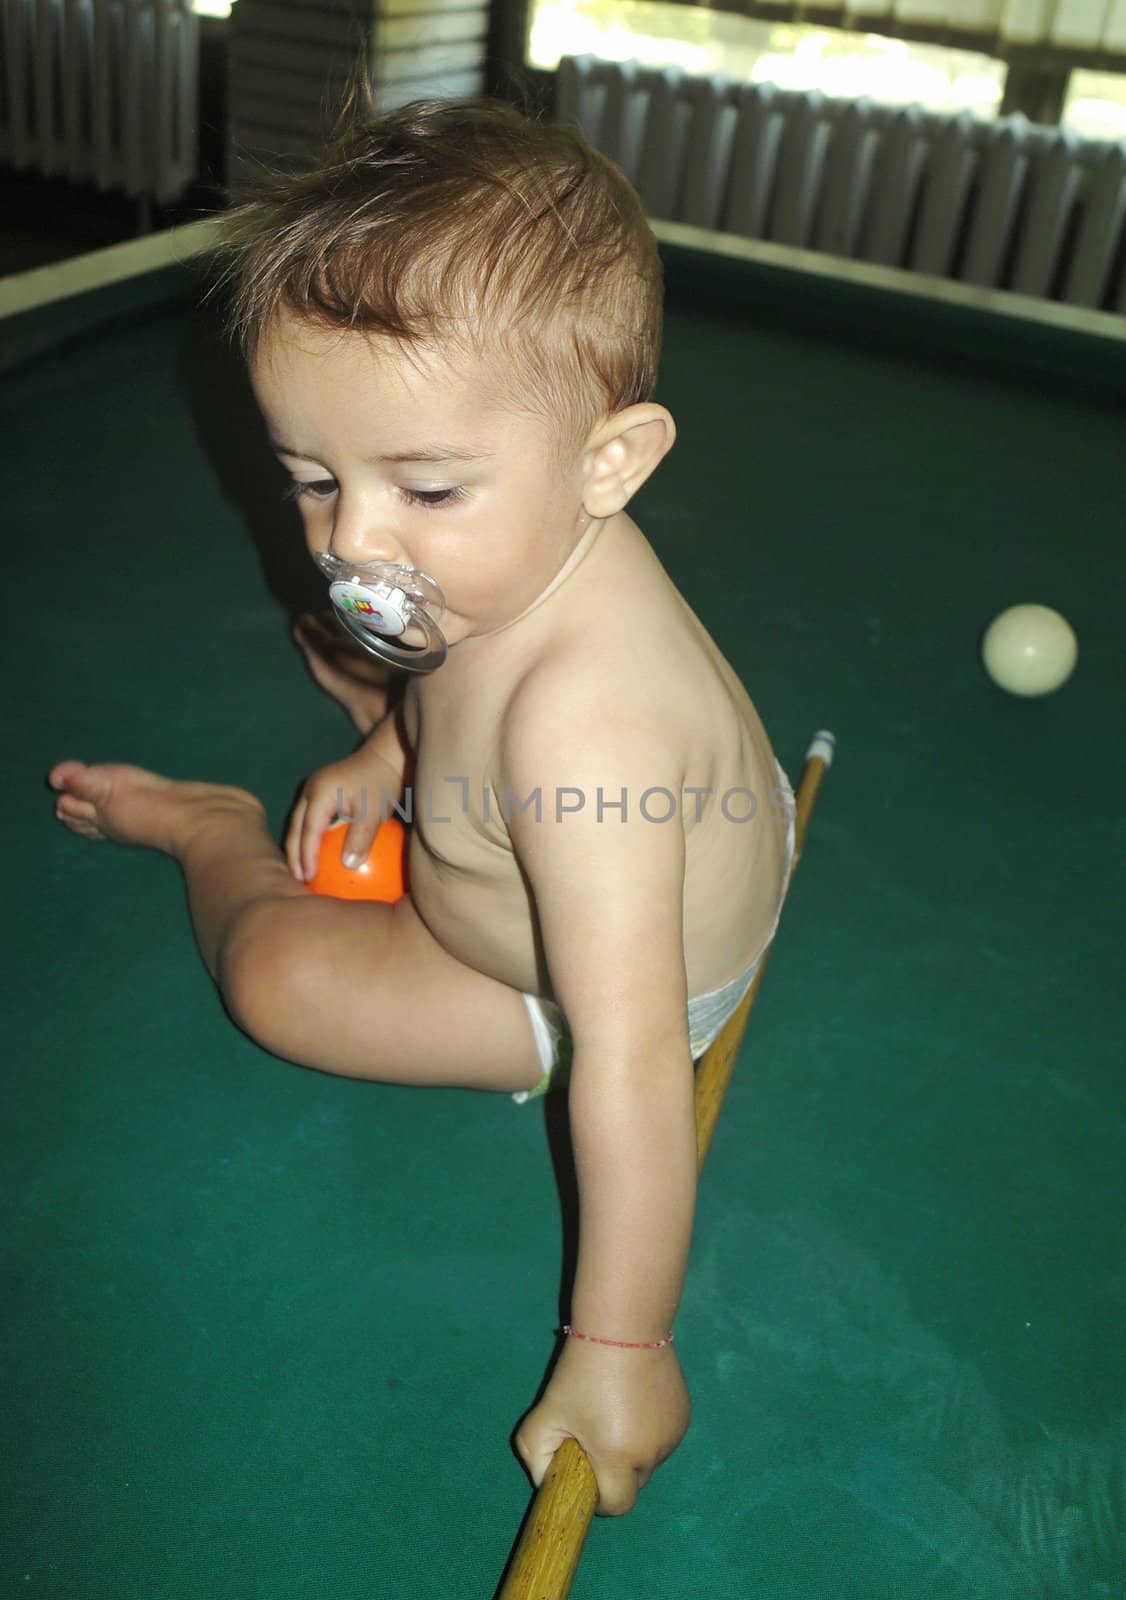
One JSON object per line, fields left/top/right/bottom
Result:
{"left": 48, "top": 759, "right": 89, "bottom": 794}
{"left": 50, "top": 761, "right": 115, "bottom": 809}
{"left": 55, "top": 798, "right": 105, "bottom": 840}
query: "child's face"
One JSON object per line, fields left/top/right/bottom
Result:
{"left": 251, "top": 313, "right": 594, "bottom": 648}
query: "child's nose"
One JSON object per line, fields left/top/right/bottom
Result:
{"left": 328, "top": 505, "right": 407, "bottom": 567}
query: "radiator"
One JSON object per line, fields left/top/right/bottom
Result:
{"left": 558, "top": 54, "right": 1126, "bottom": 315}
{"left": 0, "top": 0, "right": 199, "bottom": 204}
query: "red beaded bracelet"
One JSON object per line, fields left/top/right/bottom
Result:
{"left": 563, "top": 1326, "right": 675, "bottom": 1350}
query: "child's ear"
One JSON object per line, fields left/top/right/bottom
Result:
{"left": 580, "top": 404, "right": 676, "bottom": 519}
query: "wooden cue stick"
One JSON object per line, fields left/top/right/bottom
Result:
{"left": 497, "top": 731, "right": 836, "bottom": 1600}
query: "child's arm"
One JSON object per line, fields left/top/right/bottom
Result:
{"left": 517, "top": 1043, "right": 697, "bottom": 1516}
{"left": 286, "top": 700, "right": 413, "bottom": 882}
{"left": 499, "top": 667, "right": 699, "bottom": 1515}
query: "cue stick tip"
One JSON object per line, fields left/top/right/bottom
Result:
{"left": 805, "top": 730, "right": 836, "bottom": 767}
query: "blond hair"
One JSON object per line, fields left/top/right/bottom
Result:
{"left": 218, "top": 97, "right": 663, "bottom": 445}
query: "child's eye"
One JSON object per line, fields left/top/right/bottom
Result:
{"left": 283, "top": 478, "right": 337, "bottom": 503}
{"left": 400, "top": 486, "right": 467, "bottom": 509}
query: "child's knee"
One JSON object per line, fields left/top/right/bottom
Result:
{"left": 217, "top": 897, "right": 319, "bottom": 1054}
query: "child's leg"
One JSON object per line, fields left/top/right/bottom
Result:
{"left": 50, "top": 761, "right": 545, "bottom": 1094}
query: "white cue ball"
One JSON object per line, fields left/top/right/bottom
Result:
{"left": 982, "top": 604, "right": 1078, "bottom": 697}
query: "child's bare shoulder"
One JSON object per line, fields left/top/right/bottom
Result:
{"left": 498, "top": 635, "right": 673, "bottom": 790}
{"left": 496, "top": 521, "right": 734, "bottom": 790}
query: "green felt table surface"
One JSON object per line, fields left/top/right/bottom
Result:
{"left": 3, "top": 237, "right": 1124, "bottom": 1598}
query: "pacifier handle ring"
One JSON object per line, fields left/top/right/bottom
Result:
{"left": 333, "top": 598, "right": 448, "bottom": 674}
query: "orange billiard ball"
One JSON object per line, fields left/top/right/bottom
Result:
{"left": 307, "top": 816, "right": 407, "bottom": 902}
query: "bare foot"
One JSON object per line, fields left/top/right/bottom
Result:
{"left": 49, "top": 761, "right": 266, "bottom": 860}
{"left": 293, "top": 612, "right": 403, "bottom": 734}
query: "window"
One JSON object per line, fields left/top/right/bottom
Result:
{"left": 530, "top": 0, "right": 1005, "bottom": 117}
{"left": 1062, "top": 70, "right": 1126, "bottom": 139}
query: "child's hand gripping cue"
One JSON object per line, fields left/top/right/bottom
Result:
{"left": 515, "top": 1328, "right": 691, "bottom": 1517}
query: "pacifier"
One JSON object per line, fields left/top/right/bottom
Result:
{"left": 313, "top": 553, "right": 448, "bottom": 674}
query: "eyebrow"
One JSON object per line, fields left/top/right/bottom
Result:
{"left": 271, "top": 442, "right": 490, "bottom": 464}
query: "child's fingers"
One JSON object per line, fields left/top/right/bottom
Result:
{"left": 591, "top": 1463, "right": 642, "bottom": 1518}
{"left": 300, "top": 786, "right": 344, "bottom": 882}
{"left": 294, "top": 612, "right": 343, "bottom": 652}
{"left": 284, "top": 796, "right": 309, "bottom": 880}
{"left": 341, "top": 816, "right": 378, "bottom": 871}
{"left": 514, "top": 1415, "right": 569, "bottom": 1493}
{"left": 515, "top": 1419, "right": 640, "bottom": 1518}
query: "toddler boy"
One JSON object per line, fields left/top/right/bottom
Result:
{"left": 51, "top": 98, "right": 794, "bottom": 1516}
